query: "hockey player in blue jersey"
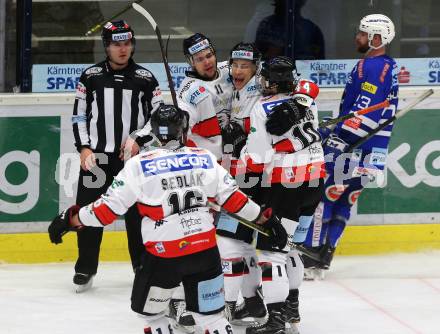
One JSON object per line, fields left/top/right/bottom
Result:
{"left": 303, "top": 14, "right": 399, "bottom": 277}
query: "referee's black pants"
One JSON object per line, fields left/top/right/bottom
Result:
{"left": 74, "top": 152, "right": 145, "bottom": 275}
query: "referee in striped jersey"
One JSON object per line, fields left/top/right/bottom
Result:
{"left": 71, "top": 20, "right": 163, "bottom": 292}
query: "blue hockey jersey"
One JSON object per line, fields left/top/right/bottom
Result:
{"left": 333, "top": 55, "right": 399, "bottom": 169}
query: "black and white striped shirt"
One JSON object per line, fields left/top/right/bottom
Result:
{"left": 72, "top": 59, "right": 163, "bottom": 153}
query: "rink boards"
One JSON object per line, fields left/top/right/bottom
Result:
{"left": 1, "top": 88, "right": 440, "bottom": 263}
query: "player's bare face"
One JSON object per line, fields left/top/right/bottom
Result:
{"left": 107, "top": 40, "right": 133, "bottom": 69}
{"left": 231, "top": 59, "right": 256, "bottom": 90}
{"left": 355, "top": 31, "right": 369, "bottom": 54}
{"left": 192, "top": 49, "right": 217, "bottom": 80}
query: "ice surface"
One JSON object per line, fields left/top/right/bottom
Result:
{"left": 1, "top": 251, "right": 439, "bottom": 334}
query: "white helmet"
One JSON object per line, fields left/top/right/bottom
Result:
{"left": 359, "top": 14, "right": 395, "bottom": 49}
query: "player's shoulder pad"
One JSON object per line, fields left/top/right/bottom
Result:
{"left": 178, "top": 77, "right": 197, "bottom": 100}
{"left": 217, "top": 61, "right": 230, "bottom": 71}
{"left": 217, "top": 61, "right": 232, "bottom": 83}
{"left": 133, "top": 64, "right": 156, "bottom": 82}
{"left": 82, "top": 61, "right": 105, "bottom": 79}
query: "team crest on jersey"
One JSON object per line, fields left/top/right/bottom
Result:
{"left": 261, "top": 98, "right": 290, "bottom": 115}
{"left": 140, "top": 153, "right": 214, "bottom": 176}
{"left": 135, "top": 69, "right": 153, "bottom": 78}
{"left": 85, "top": 66, "right": 103, "bottom": 75}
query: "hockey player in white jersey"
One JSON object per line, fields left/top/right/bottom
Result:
{"left": 48, "top": 104, "right": 288, "bottom": 334}
{"left": 236, "top": 57, "right": 325, "bottom": 334}
{"left": 216, "top": 42, "right": 268, "bottom": 326}
{"left": 177, "top": 33, "right": 234, "bottom": 161}
{"left": 165, "top": 32, "right": 234, "bottom": 331}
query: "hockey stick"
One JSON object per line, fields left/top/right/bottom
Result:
{"left": 347, "top": 89, "right": 434, "bottom": 152}
{"left": 207, "top": 202, "right": 271, "bottom": 237}
{"left": 294, "top": 244, "right": 322, "bottom": 262}
{"left": 319, "top": 99, "right": 390, "bottom": 128}
{"left": 132, "top": 3, "right": 178, "bottom": 107}
{"left": 85, "top": 0, "right": 144, "bottom": 36}
{"left": 208, "top": 202, "right": 323, "bottom": 259}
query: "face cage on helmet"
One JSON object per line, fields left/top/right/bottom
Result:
{"left": 152, "top": 109, "right": 189, "bottom": 146}
{"left": 228, "top": 57, "right": 260, "bottom": 81}
{"left": 256, "top": 63, "right": 299, "bottom": 95}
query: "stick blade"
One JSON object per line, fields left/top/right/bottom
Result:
{"left": 132, "top": 2, "right": 157, "bottom": 30}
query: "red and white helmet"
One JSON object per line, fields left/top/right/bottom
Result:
{"left": 293, "top": 79, "right": 319, "bottom": 108}
{"left": 359, "top": 14, "right": 395, "bottom": 49}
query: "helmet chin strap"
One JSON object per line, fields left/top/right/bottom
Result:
{"left": 368, "top": 40, "right": 385, "bottom": 50}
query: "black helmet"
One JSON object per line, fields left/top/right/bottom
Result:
{"left": 183, "top": 33, "right": 215, "bottom": 58}
{"left": 150, "top": 105, "right": 189, "bottom": 144}
{"left": 229, "top": 42, "right": 261, "bottom": 65}
{"left": 258, "top": 56, "right": 298, "bottom": 94}
{"left": 101, "top": 20, "right": 135, "bottom": 49}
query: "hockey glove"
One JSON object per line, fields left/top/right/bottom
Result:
{"left": 221, "top": 122, "right": 247, "bottom": 157}
{"left": 318, "top": 117, "right": 333, "bottom": 141}
{"left": 261, "top": 210, "right": 288, "bottom": 250}
{"left": 48, "top": 205, "right": 81, "bottom": 244}
{"left": 323, "top": 133, "right": 350, "bottom": 172}
{"left": 266, "top": 99, "right": 307, "bottom": 136}
{"left": 323, "top": 133, "right": 349, "bottom": 156}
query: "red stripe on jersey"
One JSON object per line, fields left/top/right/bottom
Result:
{"left": 137, "top": 203, "right": 164, "bottom": 221}
{"left": 358, "top": 59, "right": 365, "bottom": 79}
{"left": 229, "top": 158, "right": 248, "bottom": 176}
{"left": 186, "top": 138, "right": 197, "bottom": 147}
{"left": 273, "top": 139, "right": 295, "bottom": 153}
{"left": 380, "top": 63, "right": 390, "bottom": 83}
{"left": 243, "top": 117, "right": 251, "bottom": 134}
{"left": 144, "top": 228, "right": 217, "bottom": 258}
{"left": 191, "top": 116, "right": 221, "bottom": 138}
{"left": 270, "top": 162, "right": 326, "bottom": 184}
{"left": 93, "top": 202, "right": 118, "bottom": 226}
{"left": 245, "top": 156, "right": 265, "bottom": 173}
{"left": 222, "top": 190, "right": 248, "bottom": 213}
{"left": 207, "top": 197, "right": 217, "bottom": 203}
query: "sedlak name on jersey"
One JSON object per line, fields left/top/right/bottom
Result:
{"left": 141, "top": 153, "right": 214, "bottom": 176}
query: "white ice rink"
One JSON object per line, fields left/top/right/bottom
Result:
{"left": 1, "top": 251, "right": 439, "bottom": 334}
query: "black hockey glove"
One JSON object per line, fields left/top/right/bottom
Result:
{"left": 221, "top": 122, "right": 247, "bottom": 157}
{"left": 266, "top": 99, "right": 307, "bottom": 136}
{"left": 263, "top": 213, "right": 288, "bottom": 250}
{"left": 48, "top": 205, "right": 81, "bottom": 244}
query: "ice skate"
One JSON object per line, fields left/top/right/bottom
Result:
{"left": 73, "top": 273, "right": 94, "bottom": 293}
{"left": 232, "top": 286, "right": 268, "bottom": 326}
{"left": 282, "top": 290, "right": 300, "bottom": 324}
{"left": 167, "top": 299, "right": 195, "bottom": 334}
{"left": 245, "top": 306, "right": 286, "bottom": 334}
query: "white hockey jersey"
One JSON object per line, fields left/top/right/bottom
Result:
{"left": 177, "top": 61, "right": 233, "bottom": 160}
{"left": 242, "top": 93, "right": 326, "bottom": 184}
{"left": 227, "top": 75, "right": 261, "bottom": 175}
{"left": 78, "top": 146, "right": 261, "bottom": 258}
